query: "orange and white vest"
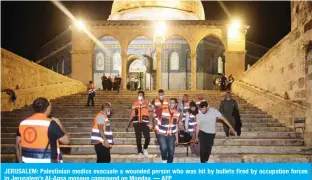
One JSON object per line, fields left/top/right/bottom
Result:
{"left": 131, "top": 100, "right": 150, "bottom": 124}
{"left": 181, "top": 101, "right": 190, "bottom": 121}
{"left": 195, "top": 98, "right": 206, "bottom": 106}
{"left": 88, "top": 84, "right": 96, "bottom": 94}
{"left": 154, "top": 98, "right": 169, "bottom": 109}
{"left": 19, "top": 113, "right": 62, "bottom": 163}
{"left": 91, "top": 111, "right": 114, "bottom": 145}
{"left": 187, "top": 113, "right": 197, "bottom": 132}
{"left": 155, "top": 107, "right": 180, "bottom": 136}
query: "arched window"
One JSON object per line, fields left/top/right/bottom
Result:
{"left": 218, "top": 56, "right": 223, "bottom": 74}
{"left": 113, "top": 52, "right": 121, "bottom": 73}
{"left": 170, "top": 52, "right": 179, "bottom": 70}
{"left": 95, "top": 52, "right": 105, "bottom": 70}
{"left": 153, "top": 53, "right": 157, "bottom": 70}
{"left": 61, "top": 57, "right": 65, "bottom": 74}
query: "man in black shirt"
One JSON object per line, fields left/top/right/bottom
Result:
{"left": 15, "top": 97, "right": 69, "bottom": 163}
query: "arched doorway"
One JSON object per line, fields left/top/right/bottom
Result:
{"left": 93, "top": 36, "right": 121, "bottom": 89}
{"left": 196, "top": 35, "right": 225, "bottom": 90}
{"left": 127, "top": 36, "right": 154, "bottom": 90}
{"left": 162, "top": 35, "right": 191, "bottom": 90}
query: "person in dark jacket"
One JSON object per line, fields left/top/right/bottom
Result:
{"left": 219, "top": 92, "right": 240, "bottom": 138}
{"left": 101, "top": 74, "right": 107, "bottom": 90}
{"left": 227, "top": 74, "right": 234, "bottom": 91}
{"left": 220, "top": 74, "right": 227, "bottom": 91}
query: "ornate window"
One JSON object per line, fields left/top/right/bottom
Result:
{"left": 170, "top": 52, "right": 179, "bottom": 70}
{"left": 218, "top": 56, "right": 223, "bottom": 74}
{"left": 113, "top": 52, "right": 121, "bottom": 73}
{"left": 95, "top": 52, "right": 105, "bottom": 70}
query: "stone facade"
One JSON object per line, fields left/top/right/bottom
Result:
{"left": 1, "top": 49, "right": 86, "bottom": 111}
{"left": 305, "top": 43, "right": 312, "bottom": 146}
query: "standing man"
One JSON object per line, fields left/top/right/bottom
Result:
{"left": 151, "top": 89, "right": 169, "bottom": 122}
{"left": 114, "top": 74, "right": 122, "bottom": 93}
{"left": 126, "top": 91, "right": 152, "bottom": 157}
{"left": 227, "top": 74, "right": 234, "bottom": 91}
{"left": 101, "top": 74, "right": 107, "bottom": 90}
{"left": 155, "top": 98, "right": 179, "bottom": 163}
{"left": 15, "top": 97, "right": 70, "bottom": 163}
{"left": 91, "top": 103, "right": 114, "bottom": 163}
{"left": 87, "top": 81, "right": 96, "bottom": 106}
{"left": 196, "top": 101, "right": 235, "bottom": 163}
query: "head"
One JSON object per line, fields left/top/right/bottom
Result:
{"left": 138, "top": 90, "right": 145, "bottom": 101}
{"left": 32, "top": 97, "right": 51, "bottom": 116}
{"left": 197, "top": 94, "right": 203, "bottom": 100}
{"left": 89, "top": 81, "right": 92, "bottom": 84}
{"left": 158, "top": 89, "right": 165, "bottom": 100}
{"left": 189, "top": 101, "right": 198, "bottom": 113}
{"left": 169, "top": 98, "right": 178, "bottom": 109}
{"left": 199, "top": 101, "right": 209, "bottom": 114}
{"left": 183, "top": 94, "right": 189, "bottom": 102}
{"left": 101, "top": 102, "right": 112, "bottom": 115}
{"left": 225, "top": 92, "right": 232, "bottom": 100}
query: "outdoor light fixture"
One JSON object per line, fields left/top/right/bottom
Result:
{"left": 75, "top": 20, "right": 85, "bottom": 30}
{"left": 228, "top": 19, "right": 241, "bottom": 40}
{"left": 153, "top": 21, "right": 167, "bottom": 45}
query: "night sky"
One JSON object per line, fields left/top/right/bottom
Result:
{"left": 1, "top": 1, "right": 291, "bottom": 60}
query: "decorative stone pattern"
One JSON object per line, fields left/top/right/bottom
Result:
{"left": 1, "top": 49, "right": 86, "bottom": 111}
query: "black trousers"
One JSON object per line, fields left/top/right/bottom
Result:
{"left": 133, "top": 123, "right": 150, "bottom": 153}
{"left": 87, "top": 93, "right": 95, "bottom": 106}
{"left": 198, "top": 131, "right": 215, "bottom": 163}
{"left": 94, "top": 143, "right": 111, "bottom": 163}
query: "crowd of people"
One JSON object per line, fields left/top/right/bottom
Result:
{"left": 101, "top": 74, "right": 122, "bottom": 92}
{"left": 15, "top": 87, "right": 242, "bottom": 164}
{"left": 213, "top": 74, "right": 234, "bottom": 91}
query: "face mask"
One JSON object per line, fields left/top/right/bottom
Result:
{"left": 159, "top": 95, "right": 164, "bottom": 100}
{"left": 169, "top": 104, "right": 175, "bottom": 109}
{"left": 138, "top": 96, "right": 143, "bottom": 101}
{"left": 106, "top": 110, "right": 110, "bottom": 115}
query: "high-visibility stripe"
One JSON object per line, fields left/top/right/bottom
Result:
{"left": 92, "top": 129, "right": 113, "bottom": 136}
{"left": 20, "top": 120, "right": 50, "bottom": 127}
{"left": 22, "top": 157, "right": 51, "bottom": 163}
{"left": 189, "top": 122, "right": 197, "bottom": 125}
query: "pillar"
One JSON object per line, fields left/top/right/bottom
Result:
{"left": 304, "top": 43, "right": 312, "bottom": 147}
{"left": 121, "top": 52, "right": 128, "bottom": 91}
{"left": 224, "top": 51, "right": 246, "bottom": 79}
{"left": 191, "top": 53, "right": 197, "bottom": 90}
{"left": 71, "top": 50, "right": 92, "bottom": 85}
{"left": 156, "top": 46, "right": 162, "bottom": 90}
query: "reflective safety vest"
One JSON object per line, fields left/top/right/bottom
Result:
{"left": 91, "top": 111, "right": 114, "bottom": 145}
{"left": 131, "top": 100, "right": 150, "bottom": 124}
{"left": 195, "top": 98, "right": 206, "bottom": 106}
{"left": 181, "top": 101, "right": 190, "bottom": 121}
{"left": 88, "top": 84, "right": 96, "bottom": 94}
{"left": 155, "top": 107, "right": 180, "bottom": 136}
{"left": 154, "top": 98, "right": 169, "bottom": 109}
{"left": 19, "top": 113, "right": 62, "bottom": 163}
{"left": 187, "top": 113, "right": 197, "bottom": 132}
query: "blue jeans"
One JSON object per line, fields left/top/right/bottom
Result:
{"left": 156, "top": 134, "right": 175, "bottom": 163}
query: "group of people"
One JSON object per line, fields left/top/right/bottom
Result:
{"left": 101, "top": 74, "right": 122, "bottom": 92}
{"left": 127, "top": 74, "right": 140, "bottom": 91}
{"left": 15, "top": 89, "right": 241, "bottom": 164}
{"left": 213, "top": 74, "right": 234, "bottom": 91}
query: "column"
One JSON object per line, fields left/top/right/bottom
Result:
{"left": 121, "top": 52, "right": 128, "bottom": 91}
{"left": 156, "top": 46, "right": 162, "bottom": 90}
{"left": 224, "top": 51, "right": 246, "bottom": 79}
{"left": 191, "top": 53, "right": 197, "bottom": 90}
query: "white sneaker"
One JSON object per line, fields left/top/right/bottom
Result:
{"left": 143, "top": 149, "right": 148, "bottom": 156}
{"left": 162, "top": 160, "right": 167, "bottom": 163}
{"left": 138, "top": 153, "right": 143, "bottom": 158}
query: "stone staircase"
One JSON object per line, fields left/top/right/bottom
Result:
{"left": 1, "top": 90, "right": 312, "bottom": 163}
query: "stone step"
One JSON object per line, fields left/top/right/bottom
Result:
{"left": 1, "top": 121, "right": 286, "bottom": 128}
{"left": 1, "top": 131, "right": 299, "bottom": 139}
{"left": 2, "top": 153, "right": 311, "bottom": 163}
{"left": 0, "top": 117, "right": 279, "bottom": 124}
{"left": 2, "top": 144, "right": 311, "bottom": 155}
{"left": 2, "top": 138, "right": 304, "bottom": 146}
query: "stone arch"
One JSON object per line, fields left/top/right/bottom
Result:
{"left": 125, "top": 34, "right": 154, "bottom": 50}
{"left": 166, "top": 32, "right": 193, "bottom": 47}
{"left": 195, "top": 33, "right": 227, "bottom": 51}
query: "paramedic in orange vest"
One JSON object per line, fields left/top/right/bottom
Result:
{"left": 155, "top": 98, "right": 180, "bottom": 163}
{"left": 15, "top": 97, "right": 70, "bottom": 163}
{"left": 126, "top": 91, "right": 153, "bottom": 157}
{"left": 195, "top": 94, "right": 206, "bottom": 109}
{"left": 87, "top": 81, "right": 96, "bottom": 106}
{"left": 151, "top": 89, "right": 169, "bottom": 119}
{"left": 91, "top": 103, "right": 113, "bottom": 163}
{"left": 178, "top": 94, "right": 190, "bottom": 128}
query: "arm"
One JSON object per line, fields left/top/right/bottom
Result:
{"left": 15, "top": 135, "right": 22, "bottom": 163}
{"left": 126, "top": 110, "right": 134, "bottom": 130}
{"left": 175, "top": 119, "right": 179, "bottom": 145}
{"left": 184, "top": 112, "right": 190, "bottom": 132}
{"left": 52, "top": 117, "right": 70, "bottom": 144}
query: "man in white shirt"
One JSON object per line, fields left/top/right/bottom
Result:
{"left": 195, "top": 101, "right": 235, "bottom": 163}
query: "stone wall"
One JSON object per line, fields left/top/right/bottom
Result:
{"left": 232, "top": 81, "right": 306, "bottom": 127}
{"left": 305, "top": 43, "right": 312, "bottom": 146}
{"left": 239, "top": 28, "right": 307, "bottom": 103}
{"left": 291, "top": 1, "right": 312, "bottom": 31}
{"left": 1, "top": 49, "right": 86, "bottom": 111}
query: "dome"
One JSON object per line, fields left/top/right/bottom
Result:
{"left": 108, "top": 0, "right": 205, "bottom": 20}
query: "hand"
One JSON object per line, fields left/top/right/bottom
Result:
{"left": 147, "top": 123, "right": 153, "bottom": 129}
{"left": 229, "top": 128, "right": 236, "bottom": 136}
{"left": 126, "top": 128, "right": 129, "bottom": 132}
{"left": 175, "top": 139, "right": 179, "bottom": 146}
{"left": 195, "top": 137, "right": 199, "bottom": 143}
{"left": 102, "top": 140, "right": 110, "bottom": 148}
